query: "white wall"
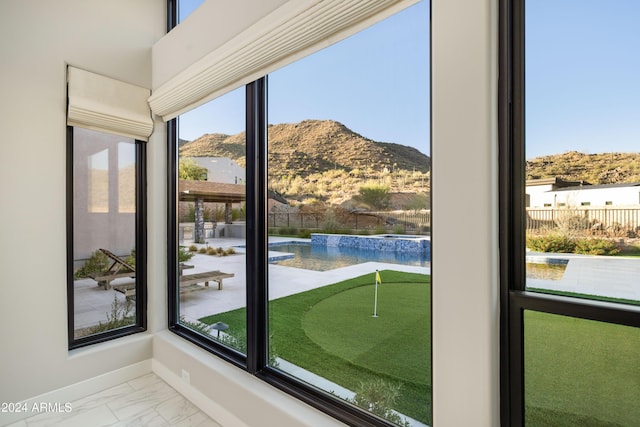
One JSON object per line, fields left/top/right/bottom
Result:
{"left": 431, "top": 0, "right": 499, "bottom": 425}
{"left": 0, "top": 0, "right": 165, "bottom": 408}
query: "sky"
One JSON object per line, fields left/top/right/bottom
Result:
{"left": 526, "top": 0, "right": 640, "bottom": 159}
{"left": 178, "top": 0, "right": 640, "bottom": 160}
{"left": 178, "top": 0, "right": 430, "bottom": 156}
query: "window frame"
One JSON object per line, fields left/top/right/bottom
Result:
{"left": 499, "top": 0, "right": 640, "bottom": 425}
{"left": 166, "top": 2, "right": 430, "bottom": 425}
{"left": 66, "top": 125, "right": 148, "bottom": 350}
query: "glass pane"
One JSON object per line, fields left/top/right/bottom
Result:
{"left": 525, "top": 1, "right": 640, "bottom": 303}
{"left": 178, "top": 0, "right": 205, "bottom": 23}
{"left": 72, "top": 128, "right": 137, "bottom": 338}
{"left": 176, "top": 87, "right": 247, "bottom": 353}
{"left": 267, "top": 2, "right": 431, "bottom": 426}
{"left": 524, "top": 310, "right": 640, "bottom": 426}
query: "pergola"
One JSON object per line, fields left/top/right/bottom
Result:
{"left": 178, "top": 180, "right": 246, "bottom": 243}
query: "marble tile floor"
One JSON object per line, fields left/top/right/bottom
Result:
{"left": 4, "top": 373, "right": 220, "bottom": 427}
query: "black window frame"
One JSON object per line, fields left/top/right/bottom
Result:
{"left": 66, "top": 126, "right": 148, "bottom": 350}
{"left": 499, "top": 1, "right": 640, "bottom": 425}
{"left": 166, "top": 3, "right": 430, "bottom": 425}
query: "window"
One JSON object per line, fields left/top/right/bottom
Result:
{"left": 67, "top": 127, "right": 146, "bottom": 348}
{"left": 167, "top": 1, "right": 430, "bottom": 425}
{"left": 500, "top": 0, "right": 640, "bottom": 425}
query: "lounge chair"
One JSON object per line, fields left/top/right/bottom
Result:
{"left": 88, "top": 248, "right": 135, "bottom": 290}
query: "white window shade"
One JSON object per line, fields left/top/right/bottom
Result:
{"left": 149, "top": 0, "right": 419, "bottom": 121}
{"left": 67, "top": 66, "right": 154, "bottom": 141}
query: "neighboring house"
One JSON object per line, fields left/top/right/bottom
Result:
{"left": 192, "top": 156, "right": 245, "bottom": 184}
{"left": 526, "top": 178, "right": 640, "bottom": 207}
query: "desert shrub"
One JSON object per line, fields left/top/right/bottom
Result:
{"left": 392, "top": 224, "right": 406, "bottom": 234}
{"left": 198, "top": 247, "right": 207, "bottom": 254}
{"left": 84, "top": 295, "right": 135, "bottom": 335}
{"left": 180, "top": 316, "right": 211, "bottom": 335}
{"left": 358, "top": 184, "right": 391, "bottom": 210}
{"left": 348, "top": 379, "right": 410, "bottom": 427}
{"left": 188, "top": 244, "right": 198, "bottom": 252}
{"left": 278, "top": 226, "right": 298, "bottom": 236}
{"left": 179, "top": 246, "right": 195, "bottom": 262}
{"left": 374, "top": 225, "right": 388, "bottom": 235}
{"left": 74, "top": 250, "right": 110, "bottom": 279}
{"left": 526, "top": 234, "right": 576, "bottom": 253}
{"left": 206, "top": 247, "right": 217, "bottom": 255}
{"left": 574, "top": 238, "right": 621, "bottom": 256}
{"left": 125, "top": 249, "right": 136, "bottom": 267}
{"left": 224, "top": 248, "right": 236, "bottom": 255}
{"left": 298, "top": 228, "right": 312, "bottom": 238}
{"left": 321, "top": 211, "right": 341, "bottom": 233}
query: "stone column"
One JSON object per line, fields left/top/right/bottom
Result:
{"left": 225, "top": 202, "right": 233, "bottom": 224}
{"left": 194, "top": 198, "right": 205, "bottom": 243}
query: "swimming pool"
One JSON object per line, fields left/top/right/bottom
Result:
{"left": 269, "top": 242, "right": 430, "bottom": 271}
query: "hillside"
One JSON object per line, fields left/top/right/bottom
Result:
{"left": 527, "top": 151, "right": 640, "bottom": 184}
{"left": 179, "top": 119, "right": 430, "bottom": 178}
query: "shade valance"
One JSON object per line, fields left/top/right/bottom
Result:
{"left": 149, "top": 0, "right": 418, "bottom": 121}
{"left": 67, "top": 66, "right": 153, "bottom": 141}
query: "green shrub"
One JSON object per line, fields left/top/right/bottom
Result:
{"left": 74, "top": 250, "right": 110, "bottom": 279}
{"left": 179, "top": 246, "right": 195, "bottom": 262}
{"left": 84, "top": 295, "right": 135, "bottom": 335}
{"left": 278, "top": 226, "right": 297, "bottom": 236}
{"left": 298, "top": 228, "right": 312, "bottom": 238}
{"left": 574, "top": 238, "right": 621, "bottom": 256}
{"left": 526, "top": 234, "right": 576, "bottom": 253}
{"left": 348, "top": 379, "right": 410, "bottom": 427}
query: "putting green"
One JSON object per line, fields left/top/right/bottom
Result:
{"left": 302, "top": 281, "right": 430, "bottom": 385}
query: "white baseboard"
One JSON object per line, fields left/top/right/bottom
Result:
{"left": 0, "top": 360, "right": 152, "bottom": 426}
{"left": 152, "top": 359, "right": 248, "bottom": 427}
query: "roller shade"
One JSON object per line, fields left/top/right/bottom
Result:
{"left": 149, "top": 0, "right": 417, "bottom": 121}
{"left": 67, "top": 66, "right": 153, "bottom": 141}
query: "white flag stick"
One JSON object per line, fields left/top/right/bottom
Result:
{"left": 373, "top": 270, "right": 379, "bottom": 317}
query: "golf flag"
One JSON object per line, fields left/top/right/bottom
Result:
{"left": 376, "top": 270, "right": 382, "bottom": 285}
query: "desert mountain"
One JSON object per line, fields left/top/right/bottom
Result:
{"left": 527, "top": 151, "right": 640, "bottom": 185}
{"left": 179, "top": 119, "right": 430, "bottom": 178}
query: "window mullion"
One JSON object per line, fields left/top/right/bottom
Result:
{"left": 245, "top": 77, "right": 268, "bottom": 374}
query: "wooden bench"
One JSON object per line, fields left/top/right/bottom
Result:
{"left": 179, "top": 270, "right": 235, "bottom": 291}
{"left": 113, "top": 270, "right": 235, "bottom": 298}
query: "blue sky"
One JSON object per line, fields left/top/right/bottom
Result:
{"left": 179, "top": 1, "right": 639, "bottom": 160}
{"left": 526, "top": 0, "right": 640, "bottom": 159}
{"left": 178, "top": 1, "right": 430, "bottom": 156}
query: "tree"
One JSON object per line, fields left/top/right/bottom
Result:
{"left": 358, "top": 184, "right": 391, "bottom": 210}
{"left": 179, "top": 158, "right": 208, "bottom": 181}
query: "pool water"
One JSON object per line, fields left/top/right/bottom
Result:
{"left": 526, "top": 262, "right": 567, "bottom": 280}
{"left": 269, "top": 243, "right": 429, "bottom": 271}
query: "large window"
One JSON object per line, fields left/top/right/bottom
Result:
{"left": 67, "top": 127, "right": 146, "bottom": 348}
{"left": 500, "top": 1, "right": 640, "bottom": 425}
{"left": 168, "top": 1, "right": 430, "bottom": 426}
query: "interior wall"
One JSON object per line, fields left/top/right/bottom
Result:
{"left": 0, "top": 0, "right": 165, "bottom": 405}
{"left": 431, "top": 0, "right": 499, "bottom": 425}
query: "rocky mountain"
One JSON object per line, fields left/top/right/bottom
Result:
{"left": 527, "top": 151, "right": 640, "bottom": 184}
{"left": 179, "top": 119, "right": 430, "bottom": 178}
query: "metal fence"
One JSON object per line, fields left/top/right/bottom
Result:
{"left": 527, "top": 207, "right": 640, "bottom": 237}
{"left": 268, "top": 210, "right": 431, "bottom": 233}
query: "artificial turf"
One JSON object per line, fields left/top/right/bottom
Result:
{"left": 525, "top": 310, "right": 640, "bottom": 426}
{"left": 200, "top": 272, "right": 640, "bottom": 426}
{"left": 200, "top": 270, "right": 432, "bottom": 424}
